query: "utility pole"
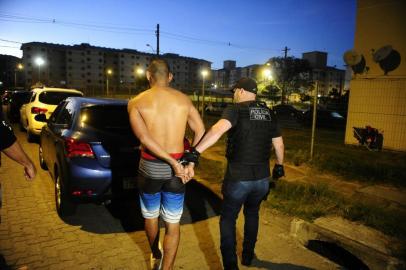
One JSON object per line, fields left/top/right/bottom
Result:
{"left": 156, "top": 24, "right": 160, "bottom": 56}
{"left": 310, "top": 81, "right": 318, "bottom": 160}
{"left": 282, "top": 46, "right": 290, "bottom": 104}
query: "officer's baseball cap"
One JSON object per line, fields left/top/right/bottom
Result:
{"left": 230, "top": 77, "right": 258, "bottom": 94}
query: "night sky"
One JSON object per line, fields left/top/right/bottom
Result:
{"left": 0, "top": 0, "right": 356, "bottom": 69}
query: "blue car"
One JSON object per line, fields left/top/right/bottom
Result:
{"left": 37, "top": 97, "right": 140, "bottom": 217}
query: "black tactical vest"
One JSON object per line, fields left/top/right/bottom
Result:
{"left": 226, "top": 101, "right": 274, "bottom": 164}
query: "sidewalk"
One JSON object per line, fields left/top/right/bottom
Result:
{"left": 197, "top": 147, "right": 406, "bottom": 270}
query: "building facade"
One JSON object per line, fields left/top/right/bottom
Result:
{"left": 212, "top": 61, "right": 261, "bottom": 91}
{"left": 0, "top": 54, "right": 24, "bottom": 90}
{"left": 20, "top": 42, "right": 211, "bottom": 95}
{"left": 302, "top": 51, "right": 345, "bottom": 96}
{"left": 344, "top": 0, "right": 406, "bottom": 151}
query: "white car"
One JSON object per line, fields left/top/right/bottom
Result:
{"left": 20, "top": 87, "right": 83, "bottom": 141}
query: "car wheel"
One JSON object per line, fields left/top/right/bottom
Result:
{"left": 38, "top": 145, "right": 48, "bottom": 170}
{"left": 55, "top": 174, "right": 76, "bottom": 217}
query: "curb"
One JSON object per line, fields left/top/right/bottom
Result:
{"left": 193, "top": 176, "right": 406, "bottom": 270}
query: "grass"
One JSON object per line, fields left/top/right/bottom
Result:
{"left": 192, "top": 115, "right": 406, "bottom": 187}
{"left": 283, "top": 128, "right": 406, "bottom": 187}
{"left": 264, "top": 181, "right": 406, "bottom": 247}
{"left": 196, "top": 157, "right": 225, "bottom": 184}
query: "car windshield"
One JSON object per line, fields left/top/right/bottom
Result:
{"left": 80, "top": 105, "right": 130, "bottom": 131}
{"left": 39, "top": 91, "right": 83, "bottom": 105}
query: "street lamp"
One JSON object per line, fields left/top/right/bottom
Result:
{"left": 35, "top": 57, "right": 45, "bottom": 83}
{"left": 15, "top": 63, "right": 23, "bottom": 87}
{"left": 146, "top": 44, "right": 156, "bottom": 54}
{"left": 262, "top": 68, "right": 272, "bottom": 81}
{"left": 136, "top": 68, "right": 144, "bottom": 76}
{"left": 132, "top": 68, "right": 145, "bottom": 95}
{"left": 201, "top": 69, "right": 208, "bottom": 120}
{"left": 106, "top": 69, "right": 113, "bottom": 96}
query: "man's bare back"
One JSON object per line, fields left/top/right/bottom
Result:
{"left": 128, "top": 86, "right": 191, "bottom": 154}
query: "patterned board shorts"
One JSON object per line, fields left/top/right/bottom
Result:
{"left": 138, "top": 157, "right": 185, "bottom": 223}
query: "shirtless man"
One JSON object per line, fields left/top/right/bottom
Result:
{"left": 128, "top": 59, "right": 205, "bottom": 270}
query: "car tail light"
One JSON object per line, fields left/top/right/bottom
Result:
{"left": 65, "top": 138, "right": 94, "bottom": 158}
{"left": 31, "top": 107, "right": 48, "bottom": 114}
{"left": 72, "top": 190, "right": 94, "bottom": 196}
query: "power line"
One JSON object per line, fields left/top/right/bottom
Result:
{"left": 0, "top": 38, "right": 22, "bottom": 44}
{"left": 0, "top": 45, "right": 20, "bottom": 49}
{"left": 0, "top": 12, "right": 284, "bottom": 54}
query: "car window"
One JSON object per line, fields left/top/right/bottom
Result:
{"left": 80, "top": 105, "right": 130, "bottom": 131}
{"left": 55, "top": 101, "right": 75, "bottom": 126}
{"left": 49, "top": 102, "right": 67, "bottom": 124}
{"left": 39, "top": 91, "right": 82, "bottom": 105}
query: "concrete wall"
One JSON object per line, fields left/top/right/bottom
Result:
{"left": 345, "top": 0, "right": 406, "bottom": 151}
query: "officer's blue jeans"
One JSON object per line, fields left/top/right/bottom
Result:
{"left": 220, "top": 177, "right": 269, "bottom": 269}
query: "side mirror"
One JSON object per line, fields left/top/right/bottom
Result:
{"left": 34, "top": 114, "right": 47, "bottom": 122}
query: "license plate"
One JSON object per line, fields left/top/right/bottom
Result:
{"left": 123, "top": 177, "right": 137, "bottom": 190}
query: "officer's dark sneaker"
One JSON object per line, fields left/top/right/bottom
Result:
{"left": 241, "top": 253, "right": 255, "bottom": 266}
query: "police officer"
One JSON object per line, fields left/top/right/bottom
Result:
{"left": 1, "top": 108, "right": 36, "bottom": 221}
{"left": 183, "top": 77, "right": 284, "bottom": 270}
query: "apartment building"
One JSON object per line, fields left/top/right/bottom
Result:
{"left": 302, "top": 51, "right": 345, "bottom": 96}
{"left": 20, "top": 42, "right": 211, "bottom": 95}
{"left": 212, "top": 61, "right": 261, "bottom": 90}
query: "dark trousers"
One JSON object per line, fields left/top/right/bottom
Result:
{"left": 220, "top": 177, "right": 269, "bottom": 269}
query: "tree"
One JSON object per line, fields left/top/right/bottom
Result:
{"left": 266, "top": 57, "right": 312, "bottom": 104}
{"left": 259, "top": 84, "right": 280, "bottom": 103}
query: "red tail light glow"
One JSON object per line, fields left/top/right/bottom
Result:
{"left": 65, "top": 138, "right": 94, "bottom": 158}
{"left": 31, "top": 107, "right": 48, "bottom": 114}
{"left": 72, "top": 190, "right": 94, "bottom": 196}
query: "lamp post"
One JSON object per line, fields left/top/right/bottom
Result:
{"left": 15, "top": 63, "right": 23, "bottom": 88}
{"left": 134, "top": 68, "right": 144, "bottom": 94}
{"left": 146, "top": 44, "right": 156, "bottom": 54}
{"left": 262, "top": 68, "right": 272, "bottom": 82}
{"left": 201, "top": 69, "right": 208, "bottom": 120}
{"left": 35, "top": 57, "right": 45, "bottom": 83}
{"left": 106, "top": 69, "right": 112, "bottom": 96}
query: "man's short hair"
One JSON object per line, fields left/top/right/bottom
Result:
{"left": 147, "top": 59, "right": 171, "bottom": 81}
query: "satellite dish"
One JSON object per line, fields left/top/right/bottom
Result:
{"left": 372, "top": 45, "right": 401, "bottom": 75}
{"left": 343, "top": 50, "right": 362, "bottom": 66}
{"left": 343, "top": 50, "right": 366, "bottom": 74}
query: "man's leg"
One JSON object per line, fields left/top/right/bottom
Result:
{"left": 139, "top": 191, "right": 163, "bottom": 268}
{"left": 161, "top": 177, "right": 185, "bottom": 269}
{"left": 145, "top": 217, "right": 162, "bottom": 258}
{"left": 220, "top": 180, "right": 248, "bottom": 270}
{"left": 161, "top": 221, "right": 180, "bottom": 270}
{"left": 242, "top": 178, "right": 269, "bottom": 265}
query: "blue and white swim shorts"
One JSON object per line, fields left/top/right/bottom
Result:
{"left": 138, "top": 157, "right": 185, "bottom": 223}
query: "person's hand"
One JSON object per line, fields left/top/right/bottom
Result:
{"left": 181, "top": 163, "right": 195, "bottom": 184}
{"left": 186, "top": 163, "right": 195, "bottom": 179}
{"left": 272, "top": 164, "right": 285, "bottom": 180}
{"left": 24, "top": 162, "right": 36, "bottom": 181}
{"left": 172, "top": 162, "right": 187, "bottom": 182}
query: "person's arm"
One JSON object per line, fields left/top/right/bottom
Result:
{"left": 187, "top": 104, "right": 205, "bottom": 146}
{"left": 195, "top": 119, "right": 232, "bottom": 154}
{"left": 272, "top": 136, "right": 284, "bottom": 165}
{"left": 128, "top": 105, "right": 185, "bottom": 178}
{"left": 3, "top": 141, "right": 36, "bottom": 180}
